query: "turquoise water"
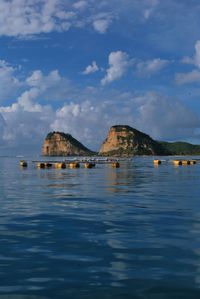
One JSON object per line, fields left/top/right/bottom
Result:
{"left": 0, "top": 156, "right": 200, "bottom": 298}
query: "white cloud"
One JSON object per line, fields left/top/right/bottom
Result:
{"left": 181, "top": 40, "right": 200, "bottom": 68}
{"left": 0, "top": 0, "right": 115, "bottom": 37}
{"left": 181, "top": 56, "right": 194, "bottom": 65}
{"left": 101, "top": 51, "right": 130, "bottom": 85}
{"left": 0, "top": 67, "right": 74, "bottom": 145}
{"left": 51, "top": 101, "right": 98, "bottom": 146}
{"left": 136, "top": 58, "right": 169, "bottom": 77}
{"left": 133, "top": 92, "right": 200, "bottom": 140}
{"left": 89, "top": 11, "right": 113, "bottom": 34}
{"left": 194, "top": 41, "right": 200, "bottom": 68}
{"left": 178, "top": 40, "right": 200, "bottom": 85}
{"left": 0, "top": 89, "right": 200, "bottom": 152}
{"left": 73, "top": 1, "right": 88, "bottom": 10}
{"left": 82, "top": 61, "right": 99, "bottom": 75}
{"left": 14, "top": 69, "right": 63, "bottom": 111}
{"left": 0, "top": 0, "right": 71, "bottom": 36}
{"left": 0, "top": 0, "right": 86, "bottom": 36}
{"left": 0, "top": 72, "right": 56, "bottom": 151}
{"left": 0, "top": 60, "right": 21, "bottom": 102}
{"left": 93, "top": 18, "right": 111, "bottom": 34}
{"left": 0, "top": 60, "right": 199, "bottom": 152}
{"left": 51, "top": 99, "right": 132, "bottom": 148}
{"left": 49, "top": 91, "right": 200, "bottom": 148}
{"left": 24, "top": 69, "right": 74, "bottom": 102}
{"left": 175, "top": 70, "right": 200, "bottom": 85}
{"left": 0, "top": 66, "right": 75, "bottom": 152}
{"left": 26, "top": 69, "right": 61, "bottom": 88}
{"left": 1, "top": 105, "right": 53, "bottom": 151}
{"left": 0, "top": 0, "right": 164, "bottom": 38}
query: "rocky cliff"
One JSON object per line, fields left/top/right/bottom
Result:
{"left": 42, "top": 132, "right": 95, "bottom": 156}
{"left": 99, "top": 125, "right": 168, "bottom": 156}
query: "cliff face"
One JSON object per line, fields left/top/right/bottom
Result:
{"left": 42, "top": 132, "right": 94, "bottom": 156}
{"left": 99, "top": 125, "right": 167, "bottom": 156}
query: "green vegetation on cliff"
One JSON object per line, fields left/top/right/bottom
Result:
{"left": 159, "top": 141, "right": 200, "bottom": 155}
{"left": 99, "top": 125, "right": 170, "bottom": 156}
{"left": 99, "top": 125, "right": 200, "bottom": 156}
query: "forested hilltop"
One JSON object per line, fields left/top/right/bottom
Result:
{"left": 159, "top": 141, "right": 200, "bottom": 155}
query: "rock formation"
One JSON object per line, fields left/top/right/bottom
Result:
{"left": 42, "top": 132, "right": 95, "bottom": 156}
{"left": 99, "top": 125, "right": 167, "bottom": 156}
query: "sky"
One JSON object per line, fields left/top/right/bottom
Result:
{"left": 1, "top": 0, "right": 200, "bottom": 154}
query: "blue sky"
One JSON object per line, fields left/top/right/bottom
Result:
{"left": 1, "top": 0, "right": 200, "bottom": 154}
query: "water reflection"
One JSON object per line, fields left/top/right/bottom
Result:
{"left": 105, "top": 163, "right": 137, "bottom": 194}
{"left": 0, "top": 157, "right": 200, "bottom": 297}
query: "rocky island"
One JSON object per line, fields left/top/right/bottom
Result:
{"left": 42, "top": 126, "right": 200, "bottom": 157}
{"left": 99, "top": 125, "right": 168, "bottom": 156}
{"left": 42, "top": 132, "right": 95, "bottom": 156}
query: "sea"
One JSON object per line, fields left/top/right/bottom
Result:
{"left": 0, "top": 155, "right": 200, "bottom": 299}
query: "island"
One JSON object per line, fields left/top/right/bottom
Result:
{"left": 41, "top": 126, "right": 200, "bottom": 157}
{"left": 99, "top": 125, "right": 168, "bottom": 156}
{"left": 42, "top": 132, "right": 95, "bottom": 156}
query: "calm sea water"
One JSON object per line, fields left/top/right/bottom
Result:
{"left": 0, "top": 156, "right": 200, "bottom": 299}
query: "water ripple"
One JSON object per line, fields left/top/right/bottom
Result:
{"left": 0, "top": 157, "right": 200, "bottom": 298}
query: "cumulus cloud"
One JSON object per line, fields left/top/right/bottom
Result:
{"left": 15, "top": 81, "right": 64, "bottom": 113}
{"left": 48, "top": 91, "right": 200, "bottom": 148}
{"left": 0, "top": 60, "right": 199, "bottom": 152}
{"left": 51, "top": 101, "right": 99, "bottom": 146}
{"left": 0, "top": 66, "right": 74, "bottom": 152}
{"left": 0, "top": 0, "right": 74, "bottom": 36}
{"left": 1, "top": 89, "right": 200, "bottom": 152}
{"left": 7, "top": 69, "right": 67, "bottom": 112}
{"left": 100, "top": 53, "right": 169, "bottom": 84}
{"left": 26, "top": 69, "right": 61, "bottom": 89}
{"left": 93, "top": 18, "right": 111, "bottom": 34}
{"left": 24, "top": 69, "right": 74, "bottom": 102}
{"left": 73, "top": 1, "right": 88, "bottom": 10}
{"left": 0, "top": 0, "right": 165, "bottom": 37}
{"left": 178, "top": 41, "right": 200, "bottom": 85}
{"left": 0, "top": 65, "right": 77, "bottom": 152}
{"left": 136, "top": 58, "right": 169, "bottom": 77}
{"left": 0, "top": 60, "right": 21, "bottom": 102}
{"left": 181, "top": 56, "right": 194, "bottom": 65}
{"left": 101, "top": 51, "right": 130, "bottom": 85}
{"left": 0, "top": 0, "right": 115, "bottom": 37}
{"left": 82, "top": 61, "right": 99, "bottom": 75}
{"left": 175, "top": 70, "right": 200, "bottom": 85}
{"left": 1, "top": 105, "right": 53, "bottom": 151}
{"left": 133, "top": 92, "right": 200, "bottom": 140}
{"left": 182, "top": 40, "right": 200, "bottom": 68}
